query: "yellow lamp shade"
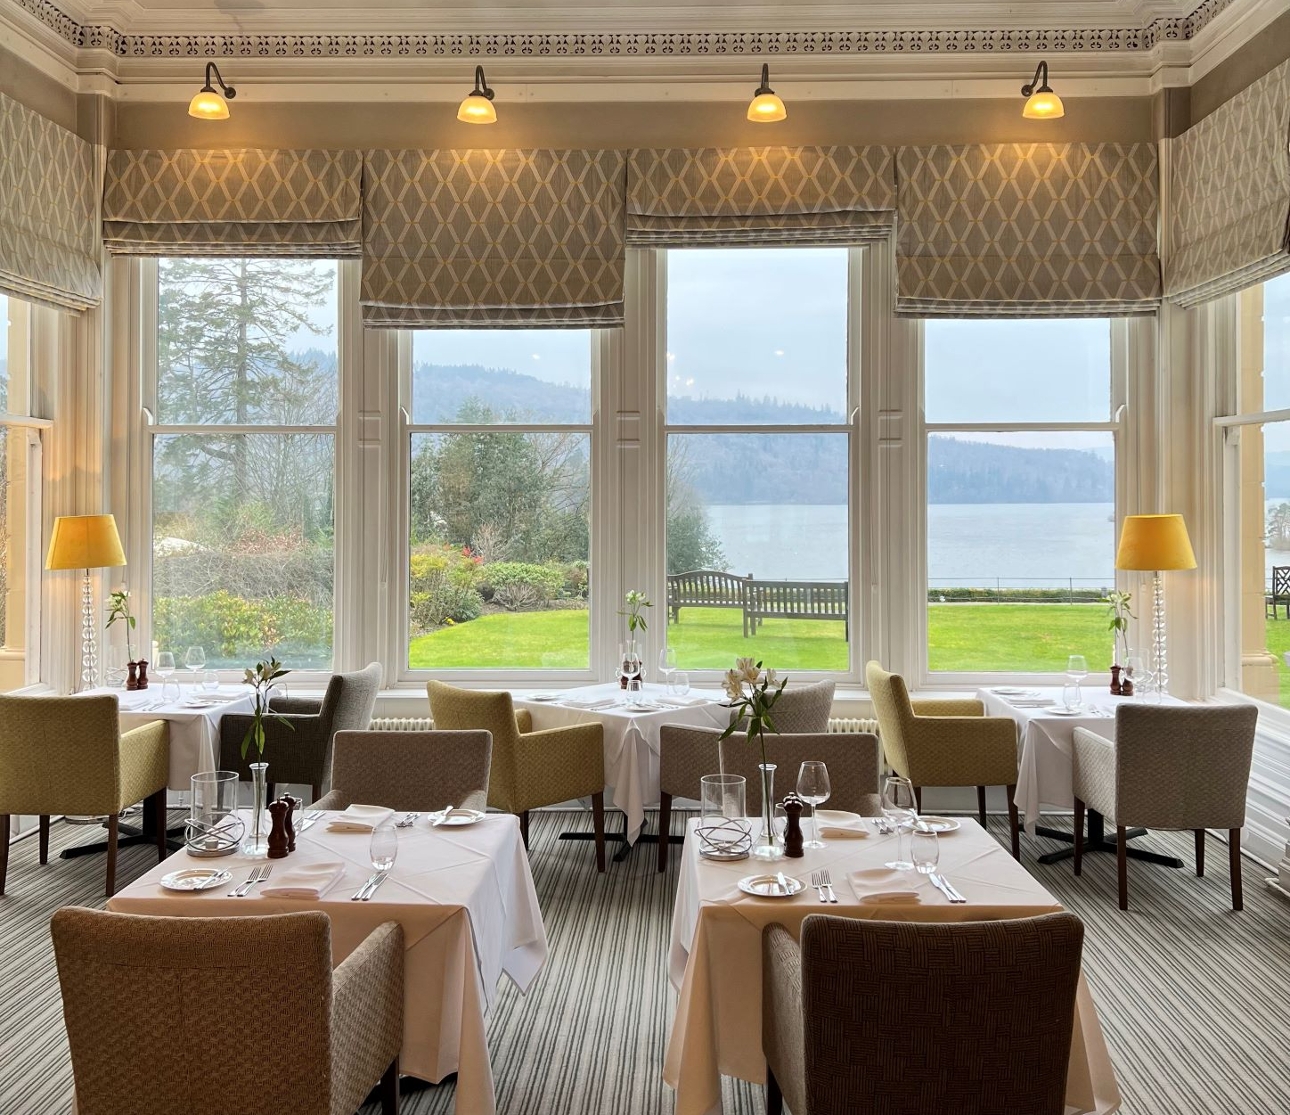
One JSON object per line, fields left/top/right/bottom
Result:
{"left": 1115, "top": 514, "right": 1197, "bottom": 572}
{"left": 45, "top": 515, "right": 126, "bottom": 571}
{"left": 457, "top": 94, "right": 497, "bottom": 124}
{"left": 188, "top": 89, "right": 230, "bottom": 120}
{"left": 747, "top": 91, "right": 787, "bottom": 123}
{"left": 1022, "top": 89, "right": 1065, "bottom": 120}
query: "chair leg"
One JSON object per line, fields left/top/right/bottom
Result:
{"left": 0, "top": 814, "right": 9, "bottom": 895}
{"left": 1072, "top": 797, "right": 1085, "bottom": 876}
{"left": 379, "top": 1056, "right": 400, "bottom": 1114}
{"left": 766, "top": 1064, "right": 783, "bottom": 1115}
{"left": 976, "top": 785, "right": 987, "bottom": 830}
{"left": 658, "top": 792, "right": 672, "bottom": 873}
{"left": 519, "top": 811, "right": 530, "bottom": 850}
{"left": 39, "top": 815, "right": 50, "bottom": 865}
{"left": 311, "top": 784, "right": 321, "bottom": 806}
{"left": 1117, "top": 825, "right": 1128, "bottom": 911}
{"left": 1195, "top": 829, "right": 1205, "bottom": 877}
{"left": 913, "top": 785, "right": 923, "bottom": 813}
{"left": 591, "top": 792, "right": 606, "bottom": 874}
{"left": 153, "top": 789, "right": 169, "bottom": 861}
{"left": 1230, "top": 828, "right": 1243, "bottom": 912}
{"left": 1005, "top": 786, "right": 1020, "bottom": 861}
{"left": 105, "top": 814, "right": 120, "bottom": 898}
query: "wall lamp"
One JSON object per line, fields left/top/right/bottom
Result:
{"left": 1021, "top": 60, "right": 1064, "bottom": 120}
{"left": 189, "top": 62, "right": 236, "bottom": 120}
{"left": 458, "top": 65, "right": 497, "bottom": 124}
{"left": 747, "top": 63, "right": 787, "bottom": 123}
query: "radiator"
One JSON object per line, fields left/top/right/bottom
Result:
{"left": 828, "top": 717, "right": 880, "bottom": 735}
{"left": 370, "top": 714, "right": 879, "bottom": 735}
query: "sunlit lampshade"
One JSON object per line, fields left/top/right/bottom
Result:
{"left": 188, "top": 88, "right": 230, "bottom": 120}
{"left": 457, "top": 65, "right": 497, "bottom": 124}
{"left": 1020, "top": 59, "right": 1064, "bottom": 120}
{"left": 1115, "top": 514, "right": 1197, "bottom": 572}
{"left": 45, "top": 514, "right": 126, "bottom": 571}
{"left": 747, "top": 63, "right": 787, "bottom": 123}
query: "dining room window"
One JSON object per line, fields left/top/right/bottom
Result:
{"left": 406, "top": 329, "right": 594, "bottom": 672}
{"left": 661, "top": 247, "right": 853, "bottom": 674}
{"left": 149, "top": 258, "right": 339, "bottom": 671}
{"left": 923, "top": 318, "right": 1119, "bottom": 675}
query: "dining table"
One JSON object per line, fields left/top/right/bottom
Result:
{"left": 108, "top": 809, "right": 547, "bottom": 1115}
{"left": 665, "top": 815, "right": 1122, "bottom": 1115}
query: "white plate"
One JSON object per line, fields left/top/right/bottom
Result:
{"left": 526, "top": 693, "right": 561, "bottom": 702}
{"left": 738, "top": 873, "right": 805, "bottom": 898}
{"left": 160, "top": 867, "right": 232, "bottom": 892}
{"left": 1044, "top": 707, "right": 1086, "bottom": 717}
{"left": 434, "top": 808, "right": 486, "bottom": 827}
{"left": 992, "top": 687, "right": 1039, "bottom": 696}
{"left": 916, "top": 815, "right": 961, "bottom": 833}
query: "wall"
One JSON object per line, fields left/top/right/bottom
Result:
{"left": 1190, "top": 7, "right": 1290, "bottom": 124}
{"left": 0, "top": 41, "right": 76, "bottom": 131}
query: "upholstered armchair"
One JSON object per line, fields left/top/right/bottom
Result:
{"left": 762, "top": 913, "right": 1085, "bottom": 1115}
{"left": 219, "top": 662, "right": 382, "bottom": 801}
{"left": 427, "top": 681, "right": 606, "bottom": 870}
{"left": 313, "top": 729, "right": 492, "bottom": 813}
{"left": 0, "top": 695, "right": 168, "bottom": 897}
{"left": 866, "top": 661, "right": 1021, "bottom": 858}
{"left": 762, "top": 679, "right": 836, "bottom": 733}
{"left": 1072, "top": 703, "right": 1258, "bottom": 911}
{"left": 718, "top": 730, "right": 881, "bottom": 816}
{"left": 52, "top": 908, "right": 403, "bottom": 1115}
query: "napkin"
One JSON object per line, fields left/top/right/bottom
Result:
{"left": 326, "top": 804, "right": 396, "bottom": 832}
{"left": 655, "top": 695, "right": 710, "bottom": 708}
{"left": 814, "top": 809, "right": 869, "bottom": 839}
{"left": 258, "top": 861, "right": 345, "bottom": 899}
{"left": 848, "top": 867, "right": 921, "bottom": 904}
{"left": 562, "top": 697, "right": 618, "bottom": 710}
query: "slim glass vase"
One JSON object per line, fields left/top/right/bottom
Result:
{"left": 243, "top": 761, "right": 269, "bottom": 858}
{"left": 753, "top": 760, "right": 784, "bottom": 861}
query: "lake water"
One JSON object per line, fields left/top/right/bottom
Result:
{"left": 704, "top": 502, "right": 1116, "bottom": 589}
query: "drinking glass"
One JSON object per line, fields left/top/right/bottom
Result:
{"left": 202, "top": 670, "right": 220, "bottom": 692}
{"left": 155, "top": 651, "right": 176, "bottom": 694}
{"left": 184, "top": 646, "right": 206, "bottom": 683}
{"left": 882, "top": 775, "right": 917, "bottom": 870}
{"left": 912, "top": 824, "right": 940, "bottom": 875}
{"left": 1124, "top": 651, "right": 1146, "bottom": 696}
{"left": 1065, "top": 654, "right": 1088, "bottom": 710}
{"left": 668, "top": 670, "right": 691, "bottom": 697}
{"left": 796, "top": 761, "right": 831, "bottom": 849}
{"left": 620, "top": 642, "right": 643, "bottom": 698}
{"left": 370, "top": 822, "right": 398, "bottom": 874}
{"left": 658, "top": 646, "right": 677, "bottom": 687}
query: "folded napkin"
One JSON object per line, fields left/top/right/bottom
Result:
{"left": 656, "top": 695, "right": 710, "bottom": 708}
{"left": 258, "top": 861, "right": 345, "bottom": 899}
{"left": 814, "top": 809, "right": 869, "bottom": 839}
{"left": 848, "top": 867, "right": 921, "bottom": 904}
{"left": 326, "top": 804, "right": 396, "bottom": 833}
{"left": 562, "top": 697, "right": 618, "bottom": 710}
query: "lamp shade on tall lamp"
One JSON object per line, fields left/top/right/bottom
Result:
{"left": 46, "top": 514, "right": 126, "bottom": 690}
{"left": 1115, "top": 514, "right": 1196, "bottom": 696}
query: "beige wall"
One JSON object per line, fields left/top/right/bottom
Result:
{"left": 0, "top": 43, "right": 77, "bottom": 133}
{"left": 1190, "top": 8, "right": 1290, "bottom": 125}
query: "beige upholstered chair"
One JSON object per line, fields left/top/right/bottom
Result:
{"left": 0, "top": 695, "right": 169, "bottom": 897}
{"left": 762, "top": 913, "right": 1085, "bottom": 1115}
{"left": 219, "top": 662, "right": 383, "bottom": 802}
{"left": 866, "top": 661, "right": 1020, "bottom": 858}
{"left": 52, "top": 908, "right": 403, "bottom": 1115}
{"left": 718, "top": 731, "right": 882, "bottom": 816}
{"left": 1072, "top": 703, "right": 1258, "bottom": 911}
{"left": 313, "top": 729, "right": 492, "bottom": 812}
{"left": 761, "top": 679, "right": 836, "bottom": 733}
{"left": 427, "top": 681, "right": 606, "bottom": 870}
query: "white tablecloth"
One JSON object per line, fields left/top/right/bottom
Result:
{"left": 513, "top": 683, "right": 729, "bottom": 844}
{"left": 665, "top": 817, "right": 1121, "bottom": 1115}
{"left": 979, "top": 687, "right": 1185, "bottom": 835}
{"left": 109, "top": 811, "right": 547, "bottom": 1115}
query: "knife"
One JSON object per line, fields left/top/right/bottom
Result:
{"left": 930, "top": 873, "right": 966, "bottom": 903}
{"left": 361, "top": 868, "right": 392, "bottom": 901}
{"left": 775, "top": 871, "right": 792, "bottom": 896}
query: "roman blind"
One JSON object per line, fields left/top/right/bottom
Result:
{"left": 102, "top": 149, "right": 362, "bottom": 256}
{"left": 895, "top": 143, "right": 1161, "bottom": 317}
{"left": 361, "top": 148, "right": 626, "bottom": 328}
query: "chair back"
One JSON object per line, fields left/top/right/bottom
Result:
{"left": 319, "top": 661, "right": 383, "bottom": 734}
{"left": 0, "top": 695, "right": 122, "bottom": 816}
{"left": 329, "top": 729, "right": 492, "bottom": 811}
{"left": 865, "top": 661, "right": 915, "bottom": 777}
{"left": 798, "top": 912, "right": 1084, "bottom": 1115}
{"left": 718, "top": 732, "right": 880, "bottom": 815}
{"left": 427, "top": 682, "right": 523, "bottom": 807}
{"left": 51, "top": 907, "right": 334, "bottom": 1115}
{"left": 1114, "top": 703, "right": 1259, "bottom": 830}
{"left": 659, "top": 724, "right": 724, "bottom": 801}
{"left": 764, "top": 679, "right": 835, "bottom": 734}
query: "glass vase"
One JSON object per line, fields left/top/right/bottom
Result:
{"left": 243, "top": 761, "right": 269, "bottom": 858}
{"left": 753, "top": 761, "right": 785, "bottom": 861}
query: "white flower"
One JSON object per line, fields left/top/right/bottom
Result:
{"left": 723, "top": 669, "right": 744, "bottom": 701}
{"left": 737, "top": 658, "right": 760, "bottom": 684}
{"left": 764, "top": 669, "right": 778, "bottom": 687}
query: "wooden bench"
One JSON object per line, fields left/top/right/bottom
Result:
{"left": 1269, "top": 566, "right": 1290, "bottom": 620}
{"left": 747, "top": 580, "right": 849, "bottom": 639}
{"left": 667, "top": 570, "right": 753, "bottom": 633}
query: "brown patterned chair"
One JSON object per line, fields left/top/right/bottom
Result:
{"left": 313, "top": 729, "right": 492, "bottom": 813}
{"left": 762, "top": 912, "right": 1085, "bottom": 1115}
{"left": 866, "top": 661, "right": 1020, "bottom": 859}
{"left": 52, "top": 907, "right": 403, "bottom": 1115}
{"left": 427, "top": 681, "right": 606, "bottom": 870}
{"left": 0, "top": 695, "right": 168, "bottom": 897}
{"left": 717, "top": 731, "right": 882, "bottom": 816}
{"left": 1072, "top": 703, "right": 1259, "bottom": 911}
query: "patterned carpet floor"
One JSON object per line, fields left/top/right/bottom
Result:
{"left": 2, "top": 809, "right": 1289, "bottom": 1114}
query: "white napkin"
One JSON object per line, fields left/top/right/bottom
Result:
{"left": 814, "top": 809, "right": 869, "bottom": 839}
{"left": 562, "top": 697, "right": 618, "bottom": 710}
{"left": 258, "top": 861, "right": 345, "bottom": 899}
{"left": 326, "top": 804, "right": 396, "bottom": 833}
{"left": 849, "top": 867, "right": 921, "bottom": 904}
{"left": 655, "top": 695, "right": 710, "bottom": 707}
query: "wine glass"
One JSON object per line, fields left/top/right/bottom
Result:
{"left": 882, "top": 775, "right": 917, "bottom": 871}
{"left": 911, "top": 824, "right": 940, "bottom": 875}
{"left": 155, "top": 651, "right": 176, "bottom": 696}
{"left": 370, "top": 822, "right": 398, "bottom": 876}
{"left": 184, "top": 646, "right": 206, "bottom": 685}
{"left": 1065, "top": 654, "right": 1088, "bottom": 710}
{"left": 1124, "top": 652, "right": 1146, "bottom": 697}
{"left": 658, "top": 645, "right": 677, "bottom": 688}
{"left": 796, "top": 761, "right": 831, "bottom": 848}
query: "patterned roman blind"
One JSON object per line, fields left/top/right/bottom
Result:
{"left": 361, "top": 148, "right": 626, "bottom": 328}
{"left": 102, "top": 149, "right": 362, "bottom": 256}
{"left": 627, "top": 146, "right": 894, "bottom": 246}
{"left": 895, "top": 143, "right": 1161, "bottom": 317}
{"left": 0, "top": 93, "right": 100, "bottom": 312}
{"left": 1166, "top": 58, "right": 1290, "bottom": 307}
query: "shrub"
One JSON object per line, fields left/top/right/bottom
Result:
{"left": 479, "top": 562, "right": 565, "bottom": 610}
{"left": 562, "top": 560, "right": 590, "bottom": 600}
{"left": 410, "top": 573, "right": 484, "bottom": 630}
{"left": 410, "top": 544, "right": 482, "bottom": 595}
{"left": 153, "top": 590, "right": 333, "bottom": 665}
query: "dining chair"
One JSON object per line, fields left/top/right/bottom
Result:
{"left": 313, "top": 729, "right": 492, "bottom": 812}
{"left": 1072, "top": 703, "right": 1258, "bottom": 910}
{"left": 760, "top": 679, "right": 836, "bottom": 733}
{"left": 762, "top": 912, "right": 1085, "bottom": 1115}
{"left": 52, "top": 907, "right": 403, "bottom": 1115}
{"left": 717, "top": 731, "right": 881, "bottom": 816}
{"left": 219, "top": 661, "right": 383, "bottom": 802}
{"left": 0, "top": 695, "right": 169, "bottom": 897}
{"left": 866, "top": 660, "right": 1021, "bottom": 858}
{"left": 427, "top": 681, "right": 607, "bottom": 870}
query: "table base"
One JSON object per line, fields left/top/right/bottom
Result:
{"left": 559, "top": 810, "right": 642, "bottom": 863}
{"left": 59, "top": 800, "right": 183, "bottom": 860}
{"left": 1035, "top": 812, "right": 1185, "bottom": 869}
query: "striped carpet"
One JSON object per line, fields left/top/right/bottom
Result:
{"left": 2, "top": 811, "right": 1289, "bottom": 1115}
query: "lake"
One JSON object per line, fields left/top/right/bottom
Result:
{"left": 703, "top": 502, "right": 1116, "bottom": 589}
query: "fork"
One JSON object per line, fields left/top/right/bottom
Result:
{"left": 818, "top": 868, "right": 839, "bottom": 904}
{"left": 809, "top": 871, "right": 828, "bottom": 902}
{"left": 231, "top": 864, "right": 271, "bottom": 897}
{"left": 395, "top": 812, "right": 419, "bottom": 828}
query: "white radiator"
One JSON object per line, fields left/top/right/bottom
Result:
{"left": 371, "top": 715, "right": 878, "bottom": 735}
{"left": 828, "top": 717, "right": 880, "bottom": 735}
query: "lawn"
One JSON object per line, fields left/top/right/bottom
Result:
{"left": 1261, "top": 615, "right": 1290, "bottom": 708}
{"left": 409, "top": 602, "right": 1112, "bottom": 673}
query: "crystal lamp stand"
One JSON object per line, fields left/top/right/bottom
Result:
{"left": 78, "top": 567, "right": 99, "bottom": 692}
{"left": 1150, "top": 570, "right": 1167, "bottom": 698}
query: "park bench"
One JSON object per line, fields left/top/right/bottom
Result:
{"left": 666, "top": 569, "right": 848, "bottom": 639}
{"left": 1268, "top": 566, "right": 1290, "bottom": 619}
{"left": 667, "top": 570, "right": 754, "bottom": 634}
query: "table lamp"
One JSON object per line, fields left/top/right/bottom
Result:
{"left": 1114, "top": 514, "right": 1196, "bottom": 697}
{"left": 45, "top": 514, "right": 126, "bottom": 691}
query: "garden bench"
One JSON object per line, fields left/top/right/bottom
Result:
{"left": 667, "top": 570, "right": 754, "bottom": 634}
{"left": 746, "top": 579, "right": 849, "bottom": 639}
{"left": 1268, "top": 566, "right": 1290, "bottom": 620}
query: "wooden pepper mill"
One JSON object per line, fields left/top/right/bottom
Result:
{"left": 1109, "top": 665, "right": 1123, "bottom": 696}
{"left": 283, "top": 793, "right": 300, "bottom": 852}
{"left": 781, "top": 796, "right": 805, "bottom": 859}
{"left": 135, "top": 660, "right": 150, "bottom": 690}
{"left": 267, "top": 799, "right": 290, "bottom": 859}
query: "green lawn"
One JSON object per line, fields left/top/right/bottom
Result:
{"left": 1262, "top": 615, "right": 1290, "bottom": 707}
{"left": 409, "top": 602, "right": 1113, "bottom": 673}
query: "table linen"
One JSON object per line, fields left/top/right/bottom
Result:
{"left": 513, "top": 683, "right": 728, "bottom": 844}
{"left": 109, "top": 811, "right": 547, "bottom": 1115}
{"left": 665, "top": 817, "right": 1121, "bottom": 1115}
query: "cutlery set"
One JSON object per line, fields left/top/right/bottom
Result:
{"left": 230, "top": 864, "right": 272, "bottom": 897}
{"left": 809, "top": 870, "right": 839, "bottom": 903}
{"left": 929, "top": 873, "right": 967, "bottom": 903}
{"left": 352, "top": 869, "right": 391, "bottom": 901}
{"left": 395, "top": 812, "right": 420, "bottom": 828}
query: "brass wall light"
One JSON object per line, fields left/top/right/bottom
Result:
{"left": 189, "top": 62, "right": 236, "bottom": 120}
{"left": 1021, "top": 60, "right": 1064, "bottom": 120}
{"left": 747, "top": 63, "right": 787, "bottom": 123}
{"left": 458, "top": 65, "right": 497, "bottom": 124}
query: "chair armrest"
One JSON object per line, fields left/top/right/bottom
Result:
{"left": 911, "top": 698, "right": 985, "bottom": 717}
{"left": 311, "top": 789, "right": 348, "bottom": 811}
{"left": 1071, "top": 728, "right": 1117, "bottom": 817}
{"left": 269, "top": 696, "right": 324, "bottom": 715}
{"left": 762, "top": 924, "right": 807, "bottom": 1115}
{"left": 330, "top": 921, "right": 404, "bottom": 1115}
{"left": 117, "top": 720, "right": 169, "bottom": 812}
{"left": 514, "top": 724, "right": 606, "bottom": 808}
{"left": 514, "top": 708, "right": 534, "bottom": 734}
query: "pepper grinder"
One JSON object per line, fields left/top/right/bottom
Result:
{"left": 282, "top": 793, "right": 300, "bottom": 852}
{"left": 781, "top": 796, "right": 805, "bottom": 858}
{"left": 267, "top": 799, "right": 290, "bottom": 859}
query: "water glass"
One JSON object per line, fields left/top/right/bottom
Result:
{"left": 202, "top": 670, "right": 220, "bottom": 692}
{"left": 667, "top": 670, "right": 691, "bottom": 697}
{"left": 911, "top": 824, "right": 940, "bottom": 875}
{"left": 370, "top": 823, "right": 398, "bottom": 873}
{"left": 796, "top": 761, "right": 831, "bottom": 848}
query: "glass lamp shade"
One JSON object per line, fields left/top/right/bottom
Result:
{"left": 457, "top": 94, "right": 497, "bottom": 124}
{"left": 1115, "top": 514, "right": 1197, "bottom": 572}
{"left": 188, "top": 89, "right": 230, "bottom": 120}
{"left": 1022, "top": 89, "right": 1064, "bottom": 120}
{"left": 747, "top": 91, "right": 787, "bottom": 123}
{"left": 45, "top": 514, "right": 126, "bottom": 571}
